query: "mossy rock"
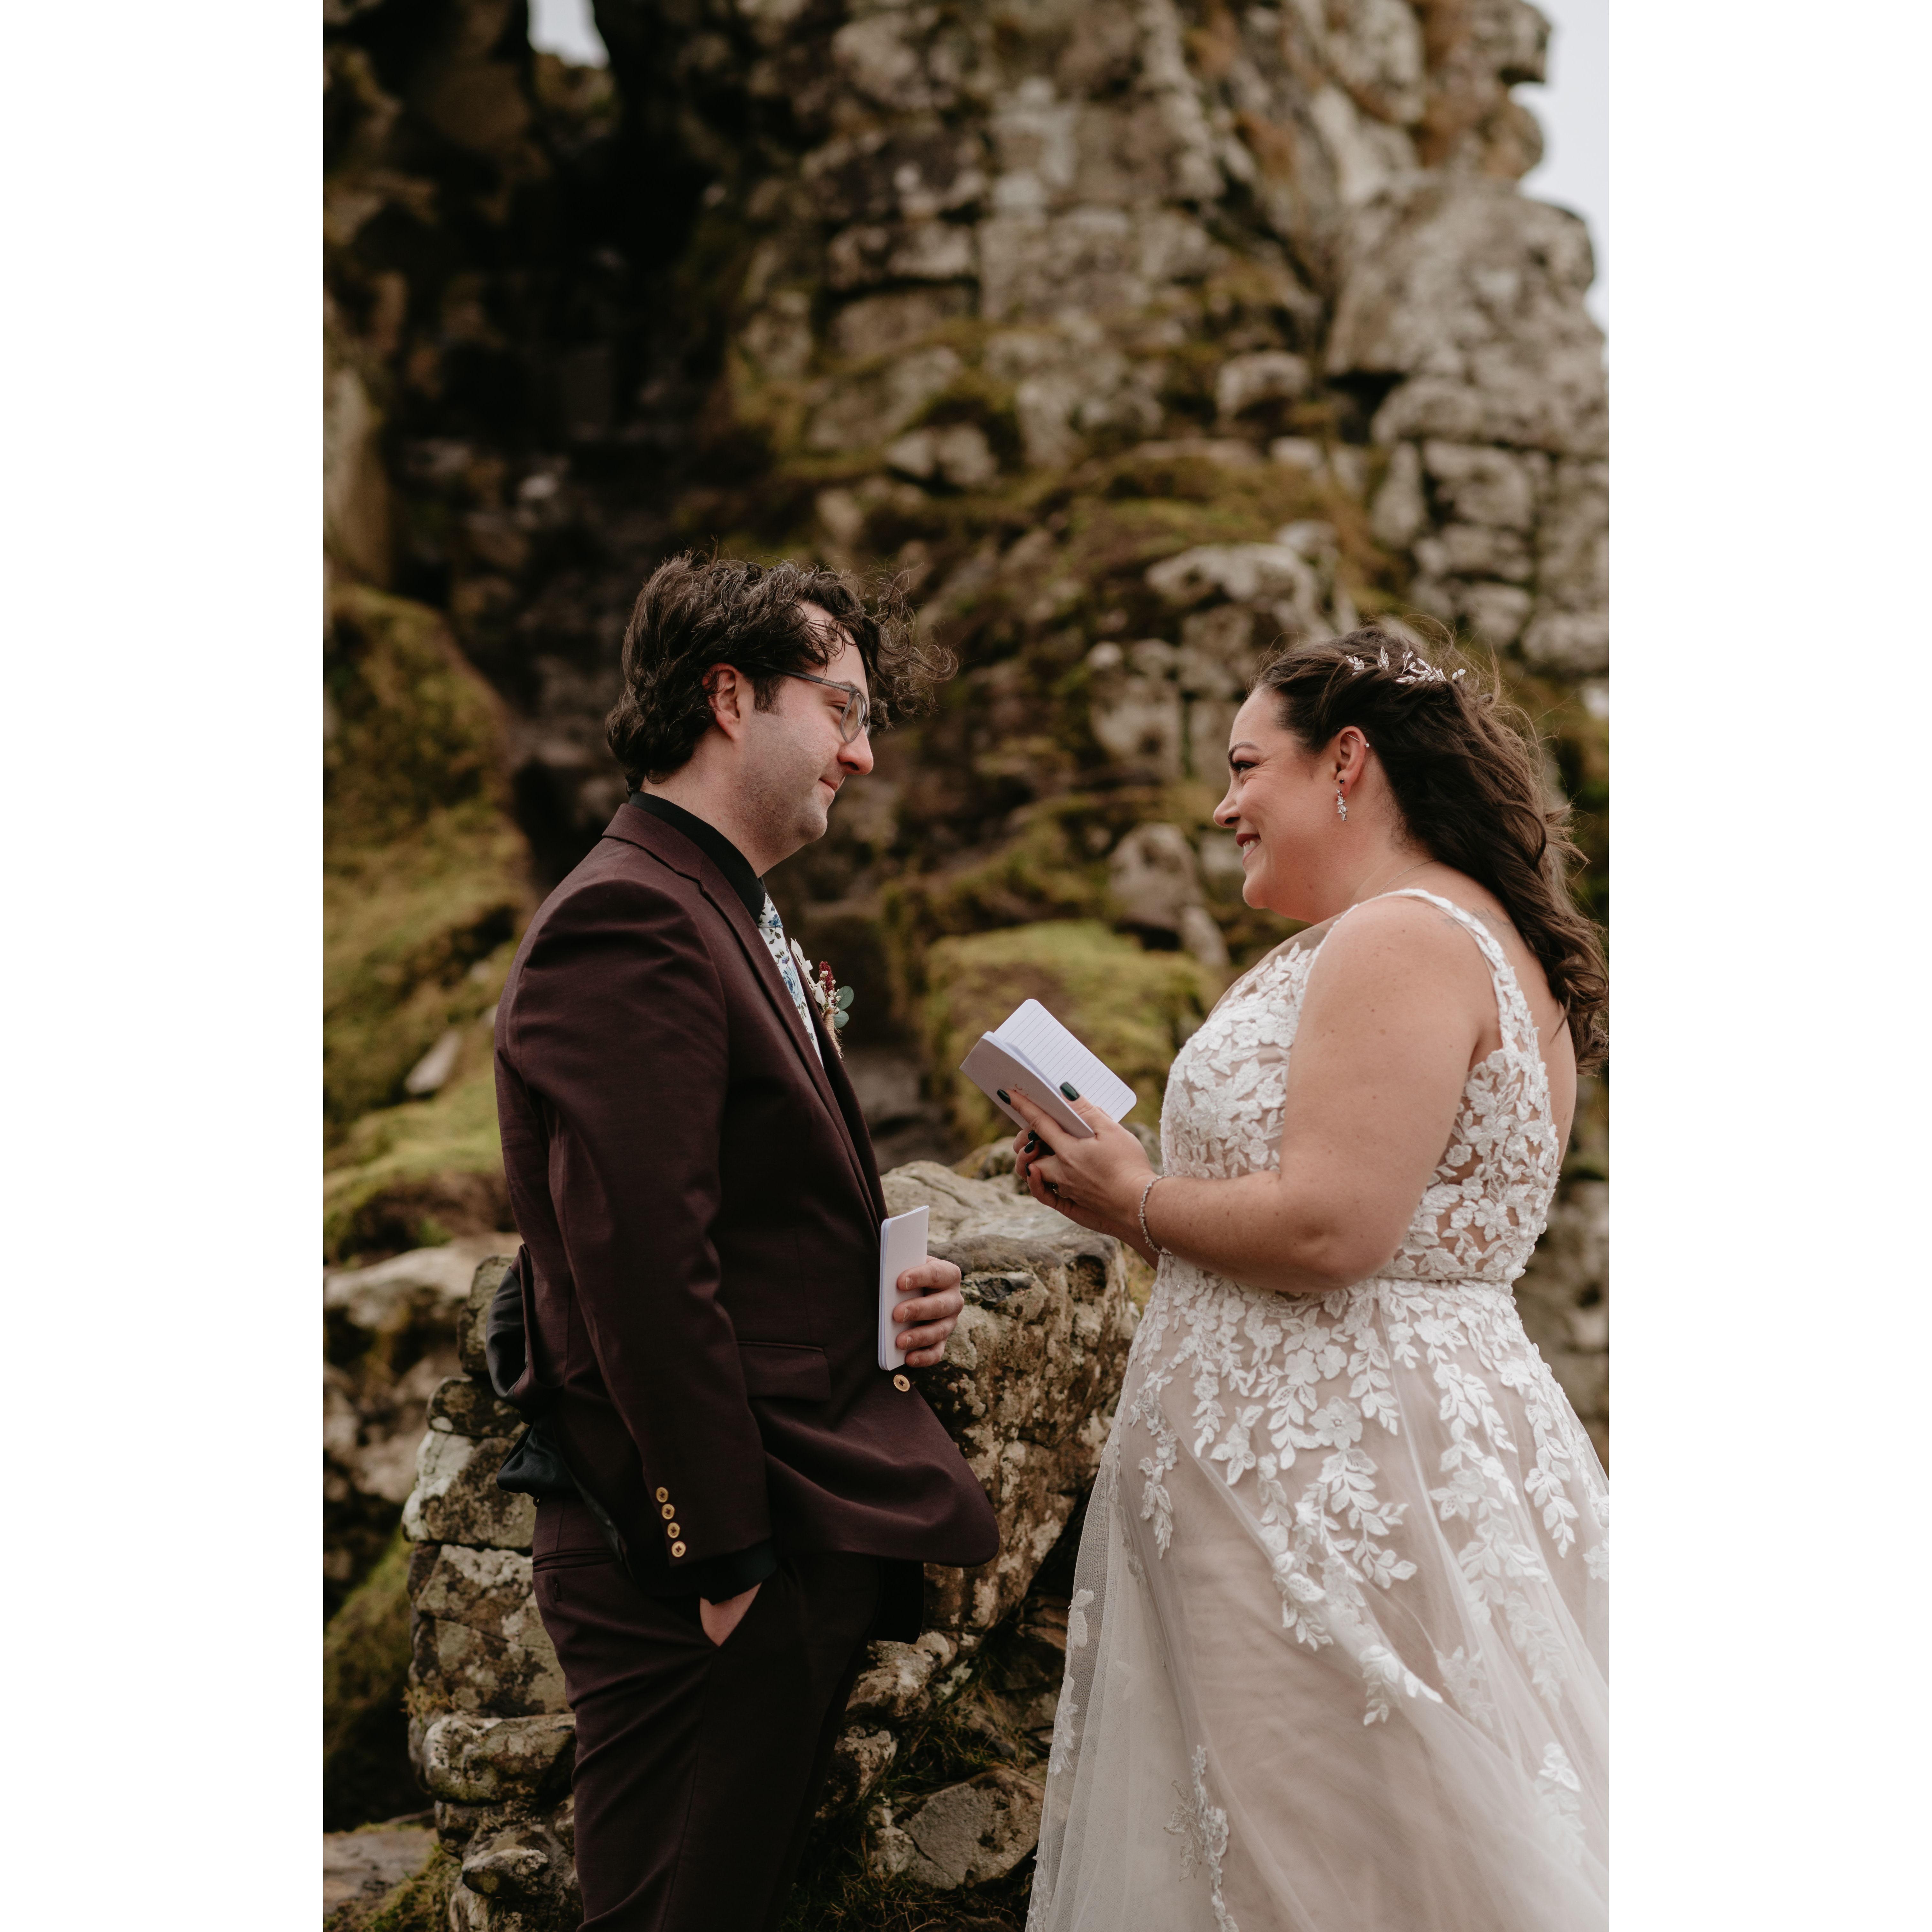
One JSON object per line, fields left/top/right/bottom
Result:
{"left": 326, "top": 584, "right": 533, "bottom": 1138}
{"left": 883, "top": 790, "right": 1162, "bottom": 945}
{"left": 326, "top": 826, "right": 525, "bottom": 1137}
{"left": 326, "top": 1843, "right": 459, "bottom": 1932}
{"left": 324, "top": 1035, "right": 510, "bottom": 1263}
{"left": 886, "top": 811, "right": 1109, "bottom": 968}
{"left": 923, "top": 920, "right": 1218, "bottom": 1149}
{"left": 880, "top": 787, "right": 1257, "bottom": 1018}
{"left": 324, "top": 1526, "right": 420, "bottom": 1831}
{"left": 777, "top": 1696, "right": 1043, "bottom": 1931}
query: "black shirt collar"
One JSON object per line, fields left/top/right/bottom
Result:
{"left": 628, "top": 793, "right": 767, "bottom": 922}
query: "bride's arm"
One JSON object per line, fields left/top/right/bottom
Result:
{"left": 1012, "top": 898, "right": 1492, "bottom": 1295}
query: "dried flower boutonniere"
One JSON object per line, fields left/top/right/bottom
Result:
{"left": 790, "top": 940, "right": 856, "bottom": 1056}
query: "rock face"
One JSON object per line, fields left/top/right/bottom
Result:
{"left": 323, "top": 585, "right": 532, "bottom": 1263}
{"left": 326, "top": 1235, "right": 519, "bottom": 1611}
{"left": 324, "top": 1823, "right": 440, "bottom": 1921}
{"left": 884, "top": 1163, "right": 1139, "bottom": 1634}
{"left": 398, "top": 1157, "right": 1138, "bottom": 1927}
{"left": 320, "top": 0, "right": 1607, "bottom": 1290}
{"left": 325, "top": 1236, "right": 526, "bottom": 1829}
{"left": 321, "top": 0, "right": 1605, "bottom": 946}
{"left": 871, "top": 1768, "right": 1048, "bottom": 1890}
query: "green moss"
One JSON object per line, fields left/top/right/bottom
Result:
{"left": 327, "top": 585, "right": 514, "bottom": 841}
{"left": 326, "top": 825, "right": 524, "bottom": 1135}
{"left": 323, "top": 583, "right": 532, "bottom": 1258}
{"left": 324, "top": 1038, "right": 508, "bottom": 1261}
{"left": 326, "top": 587, "right": 532, "bottom": 1137}
{"left": 923, "top": 920, "right": 1216, "bottom": 1147}
{"left": 878, "top": 790, "right": 1160, "bottom": 1009}
{"left": 323, "top": 1526, "right": 420, "bottom": 1830}
{"left": 877, "top": 786, "right": 1267, "bottom": 1024}
{"left": 326, "top": 1844, "right": 460, "bottom": 1932}
{"left": 890, "top": 813, "right": 1108, "bottom": 949}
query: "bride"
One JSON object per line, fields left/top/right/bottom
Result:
{"left": 1009, "top": 628, "right": 1609, "bottom": 1932}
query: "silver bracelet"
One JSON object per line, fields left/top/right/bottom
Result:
{"left": 1137, "top": 1175, "right": 1167, "bottom": 1256}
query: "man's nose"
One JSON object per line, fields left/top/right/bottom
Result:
{"left": 839, "top": 728, "right": 875, "bottom": 776}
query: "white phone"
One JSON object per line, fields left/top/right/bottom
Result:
{"left": 877, "top": 1205, "right": 930, "bottom": 1372}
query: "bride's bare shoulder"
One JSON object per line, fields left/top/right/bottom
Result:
{"left": 1305, "top": 894, "right": 1494, "bottom": 1002}
{"left": 1331, "top": 891, "right": 1482, "bottom": 947}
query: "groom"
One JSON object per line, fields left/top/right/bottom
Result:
{"left": 492, "top": 556, "right": 998, "bottom": 1931}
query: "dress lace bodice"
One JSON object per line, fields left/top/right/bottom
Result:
{"left": 1160, "top": 889, "right": 1564, "bottom": 1283}
{"left": 1122, "top": 886, "right": 1604, "bottom": 1740}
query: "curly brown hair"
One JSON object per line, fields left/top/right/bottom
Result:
{"left": 1254, "top": 625, "right": 1608, "bottom": 1072}
{"left": 605, "top": 555, "right": 954, "bottom": 787}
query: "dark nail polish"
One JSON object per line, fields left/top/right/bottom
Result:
{"left": 1060, "top": 1082, "right": 1080, "bottom": 1101}
{"left": 997, "top": 1088, "right": 1010, "bottom": 1104}
{"left": 1025, "top": 1134, "right": 1039, "bottom": 1152}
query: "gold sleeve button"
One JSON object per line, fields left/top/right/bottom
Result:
{"left": 666, "top": 1522, "right": 681, "bottom": 1538}
{"left": 893, "top": 1373, "right": 911, "bottom": 1392}
{"left": 670, "top": 1540, "right": 686, "bottom": 1559}
{"left": 660, "top": 1502, "right": 676, "bottom": 1519}
{"left": 654, "top": 1487, "right": 669, "bottom": 1503}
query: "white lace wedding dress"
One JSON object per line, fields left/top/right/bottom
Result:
{"left": 1027, "top": 891, "right": 1608, "bottom": 1932}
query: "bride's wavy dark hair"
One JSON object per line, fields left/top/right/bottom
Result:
{"left": 1254, "top": 625, "right": 1608, "bottom": 1071}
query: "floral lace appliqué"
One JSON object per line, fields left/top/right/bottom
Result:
{"left": 1534, "top": 1743, "right": 1586, "bottom": 1866}
{"left": 1165, "top": 1746, "right": 1239, "bottom": 1931}
{"left": 1046, "top": 1590, "right": 1097, "bottom": 1775}
{"left": 1126, "top": 893, "right": 1607, "bottom": 1725}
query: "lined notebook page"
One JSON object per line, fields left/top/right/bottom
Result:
{"left": 991, "top": 1000, "right": 1136, "bottom": 1119}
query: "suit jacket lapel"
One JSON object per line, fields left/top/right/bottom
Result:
{"left": 601, "top": 806, "right": 878, "bottom": 1213}
{"left": 703, "top": 881, "right": 882, "bottom": 1214}
{"left": 815, "top": 1007, "right": 888, "bottom": 1220}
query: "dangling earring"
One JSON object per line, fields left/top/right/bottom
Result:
{"left": 1335, "top": 786, "right": 1348, "bottom": 822}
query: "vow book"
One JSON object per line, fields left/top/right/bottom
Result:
{"left": 958, "top": 999, "right": 1138, "bottom": 1142}
{"left": 878, "top": 1205, "right": 930, "bottom": 1372}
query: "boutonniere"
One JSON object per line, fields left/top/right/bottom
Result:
{"left": 790, "top": 941, "right": 856, "bottom": 1055}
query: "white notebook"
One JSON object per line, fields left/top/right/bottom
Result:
{"left": 958, "top": 998, "right": 1138, "bottom": 1143}
{"left": 878, "top": 1204, "right": 930, "bottom": 1372}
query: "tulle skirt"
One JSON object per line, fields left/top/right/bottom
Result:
{"left": 1027, "top": 1272, "right": 1608, "bottom": 1932}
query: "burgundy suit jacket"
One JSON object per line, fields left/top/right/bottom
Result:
{"left": 494, "top": 802, "right": 997, "bottom": 1591}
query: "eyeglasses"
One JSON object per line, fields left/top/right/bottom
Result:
{"left": 783, "top": 671, "right": 871, "bottom": 743}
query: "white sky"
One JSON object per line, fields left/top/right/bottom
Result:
{"left": 528, "top": 0, "right": 608, "bottom": 66}
{"left": 1518, "top": 0, "right": 1609, "bottom": 329}
{"left": 525, "top": 0, "right": 1606, "bottom": 330}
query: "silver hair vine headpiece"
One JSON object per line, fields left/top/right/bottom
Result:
{"left": 1344, "top": 643, "right": 1466, "bottom": 686}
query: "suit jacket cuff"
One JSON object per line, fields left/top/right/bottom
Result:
{"left": 685, "top": 1539, "right": 779, "bottom": 1601}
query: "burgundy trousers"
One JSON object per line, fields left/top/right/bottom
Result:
{"left": 531, "top": 1498, "right": 882, "bottom": 1932}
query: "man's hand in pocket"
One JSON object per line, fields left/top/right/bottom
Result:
{"left": 699, "top": 1583, "right": 761, "bottom": 1646}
